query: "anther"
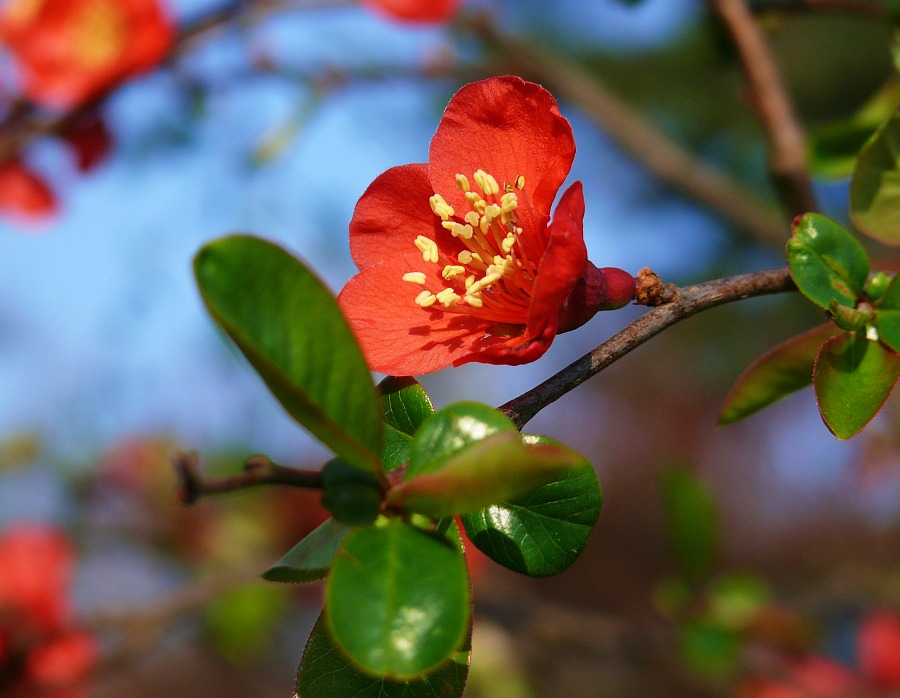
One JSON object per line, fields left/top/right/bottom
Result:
{"left": 464, "top": 295, "right": 484, "bottom": 308}
{"left": 455, "top": 174, "right": 470, "bottom": 192}
{"left": 402, "top": 272, "right": 427, "bottom": 284}
{"left": 414, "top": 235, "right": 439, "bottom": 263}
{"left": 435, "top": 288, "right": 460, "bottom": 307}
{"left": 515, "top": 175, "right": 525, "bottom": 190}
{"left": 458, "top": 250, "right": 473, "bottom": 265}
{"left": 442, "top": 265, "right": 465, "bottom": 280}
{"left": 501, "top": 234, "right": 516, "bottom": 254}
{"left": 415, "top": 291, "right": 437, "bottom": 307}
{"left": 428, "top": 194, "right": 455, "bottom": 221}
{"left": 473, "top": 170, "right": 500, "bottom": 196}
{"left": 464, "top": 211, "right": 480, "bottom": 227}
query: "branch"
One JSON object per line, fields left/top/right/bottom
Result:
{"left": 500, "top": 267, "right": 797, "bottom": 429}
{"left": 749, "top": 0, "right": 887, "bottom": 18}
{"left": 174, "top": 451, "right": 323, "bottom": 504}
{"left": 466, "top": 15, "right": 788, "bottom": 248}
{"left": 708, "top": 0, "right": 819, "bottom": 217}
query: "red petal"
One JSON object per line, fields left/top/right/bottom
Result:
{"left": 858, "top": 610, "right": 900, "bottom": 689}
{"left": 25, "top": 631, "right": 97, "bottom": 688}
{"left": 429, "top": 76, "right": 576, "bottom": 239}
{"left": 362, "top": 0, "right": 460, "bottom": 22}
{"left": 338, "top": 253, "right": 492, "bottom": 374}
{"left": 349, "top": 164, "right": 453, "bottom": 269}
{"left": 525, "top": 180, "right": 587, "bottom": 339}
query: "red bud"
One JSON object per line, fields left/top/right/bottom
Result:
{"left": 557, "top": 262, "right": 636, "bottom": 332}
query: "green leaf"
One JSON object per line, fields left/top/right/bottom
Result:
{"left": 787, "top": 214, "right": 870, "bottom": 310}
{"left": 461, "top": 435, "right": 602, "bottom": 578}
{"left": 407, "top": 403, "right": 517, "bottom": 479}
{"left": 874, "top": 274, "right": 900, "bottom": 352}
{"left": 813, "top": 332, "right": 900, "bottom": 438}
{"left": 850, "top": 106, "right": 900, "bottom": 245}
{"left": 379, "top": 377, "right": 435, "bottom": 472}
{"left": 719, "top": 323, "right": 843, "bottom": 424}
{"left": 194, "top": 236, "right": 381, "bottom": 473}
{"left": 661, "top": 468, "right": 718, "bottom": 584}
{"left": 387, "top": 431, "right": 580, "bottom": 519}
{"left": 320, "top": 459, "right": 383, "bottom": 525}
{"left": 297, "top": 613, "right": 469, "bottom": 698}
{"left": 677, "top": 619, "right": 740, "bottom": 677}
{"left": 326, "top": 519, "right": 470, "bottom": 679}
{"left": 807, "top": 78, "right": 900, "bottom": 179}
{"left": 261, "top": 518, "right": 350, "bottom": 583}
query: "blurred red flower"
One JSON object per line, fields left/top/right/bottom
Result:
{"left": 0, "top": 525, "right": 96, "bottom": 697}
{"left": 858, "top": 609, "right": 900, "bottom": 689}
{"left": 338, "top": 75, "right": 634, "bottom": 375}
{"left": 362, "top": 0, "right": 460, "bottom": 23}
{"left": 0, "top": 0, "right": 174, "bottom": 108}
{"left": 0, "top": 158, "right": 57, "bottom": 223}
{"left": 61, "top": 111, "right": 113, "bottom": 172}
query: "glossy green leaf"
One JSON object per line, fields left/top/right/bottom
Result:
{"left": 850, "top": 106, "right": 900, "bottom": 245}
{"left": 813, "top": 332, "right": 900, "bottom": 439}
{"left": 194, "top": 236, "right": 381, "bottom": 473}
{"left": 719, "top": 323, "right": 842, "bottom": 424}
{"left": 873, "top": 273, "right": 900, "bottom": 352}
{"left": 320, "top": 459, "right": 383, "bottom": 526}
{"left": 461, "top": 435, "right": 601, "bottom": 578}
{"left": 407, "top": 403, "right": 516, "bottom": 479}
{"left": 661, "top": 468, "right": 718, "bottom": 584}
{"left": 261, "top": 518, "right": 350, "bottom": 583}
{"left": 326, "top": 519, "right": 470, "bottom": 679}
{"left": 297, "top": 613, "right": 469, "bottom": 698}
{"left": 787, "top": 214, "right": 870, "bottom": 310}
{"left": 379, "top": 377, "right": 435, "bottom": 472}
{"left": 387, "top": 431, "right": 580, "bottom": 519}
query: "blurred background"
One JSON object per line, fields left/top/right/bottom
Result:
{"left": 0, "top": 0, "right": 898, "bottom": 695}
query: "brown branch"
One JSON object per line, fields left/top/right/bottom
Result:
{"left": 466, "top": 15, "right": 788, "bottom": 248}
{"left": 174, "top": 451, "right": 323, "bottom": 504}
{"left": 500, "top": 267, "right": 797, "bottom": 429}
{"left": 708, "top": 0, "right": 819, "bottom": 217}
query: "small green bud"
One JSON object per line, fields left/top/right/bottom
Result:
{"left": 866, "top": 272, "right": 893, "bottom": 303}
{"left": 828, "top": 298, "right": 872, "bottom": 332}
{"left": 321, "top": 459, "right": 382, "bottom": 526}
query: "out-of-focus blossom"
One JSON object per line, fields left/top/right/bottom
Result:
{"left": 338, "top": 76, "right": 635, "bottom": 375}
{"left": 0, "top": 525, "right": 96, "bottom": 698}
{"left": 361, "top": 0, "right": 460, "bottom": 23}
{"left": 0, "top": 0, "right": 174, "bottom": 108}
{"left": 0, "top": 158, "right": 57, "bottom": 223}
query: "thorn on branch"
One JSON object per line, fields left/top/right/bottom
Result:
{"left": 634, "top": 268, "right": 679, "bottom": 306}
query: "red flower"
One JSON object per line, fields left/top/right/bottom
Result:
{"left": 338, "top": 76, "right": 635, "bottom": 375}
{"left": 0, "top": 525, "right": 96, "bottom": 698}
{"left": 0, "top": 159, "right": 57, "bottom": 223}
{"left": 0, "top": 0, "right": 174, "bottom": 109}
{"left": 362, "top": 0, "right": 460, "bottom": 23}
{"left": 61, "top": 111, "right": 113, "bottom": 172}
{"left": 858, "top": 610, "right": 900, "bottom": 689}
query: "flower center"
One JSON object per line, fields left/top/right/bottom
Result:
{"left": 402, "top": 169, "right": 540, "bottom": 325}
{"left": 72, "top": 0, "right": 127, "bottom": 70}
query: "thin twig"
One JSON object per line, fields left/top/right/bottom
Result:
{"left": 500, "top": 267, "right": 796, "bottom": 428}
{"left": 174, "top": 451, "right": 323, "bottom": 504}
{"left": 708, "top": 0, "right": 819, "bottom": 217}
{"left": 466, "top": 15, "right": 787, "bottom": 248}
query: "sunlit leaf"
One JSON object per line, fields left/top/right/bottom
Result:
{"left": 813, "top": 332, "right": 900, "bottom": 438}
{"left": 850, "top": 105, "right": 900, "bottom": 245}
{"left": 387, "top": 431, "right": 579, "bottom": 519}
{"left": 406, "top": 402, "right": 516, "bottom": 479}
{"left": 326, "top": 519, "right": 470, "bottom": 679}
{"left": 261, "top": 518, "right": 350, "bottom": 584}
{"left": 718, "top": 323, "right": 842, "bottom": 424}
{"left": 787, "top": 214, "right": 870, "bottom": 310}
{"left": 873, "top": 273, "right": 900, "bottom": 352}
{"left": 194, "top": 236, "right": 382, "bottom": 473}
{"left": 297, "top": 613, "right": 469, "bottom": 698}
{"left": 461, "top": 435, "right": 602, "bottom": 578}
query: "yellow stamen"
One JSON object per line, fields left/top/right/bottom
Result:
{"left": 515, "top": 175, "right": 525, "bottom": 190}
{"left": 442, "top": 221, "right": 474, "bottom": 239}
{"left": 442, "top": 265, "right": 465, "bottom": 280}
{"left": 458, "top": 250, "right": 473, "bottom": 265}
{"left": 429, "top": 194, "right": 455, "bottom": 221}
{"left": 414, "top": 235, "right": 439, "bottom": 263}
{"left": 464, "top": 295, "right": 484, "bottom": 308}
{"left": 436, "top": 288, "right": 461, "bottom": 307}
{"left": 474, "top": 169, "right": 500, "bottom": 196}
{"left": 455, "top": 174, "right": 470, "bottom": 192}
{"left": 469, "top": 272, "right": 501, "bottom": 295}
{"left": 402, "top": 272, "right": 427, "bottom": 285}
{"left": 415, "top": 291, "right": 437, "bottom": 307}
{"left": 500, "top": 192, "right": 518, "bottom": 214}
{"left": 465, "top": 191, "right": 482, "bottom": 206}
{"left": 501, "top": 233, "right": 516, "bottom": 254}
{"left": 464, "top": 211, "right": 480, "bottom": 227}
